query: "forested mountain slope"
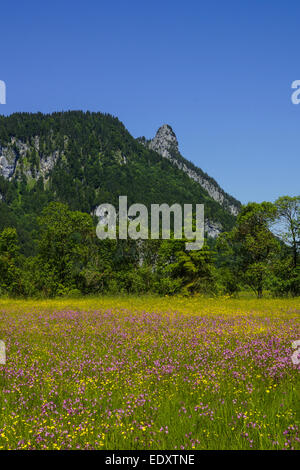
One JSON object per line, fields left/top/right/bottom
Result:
{"left": 0, "top": 111, "right": 240, "bottom": 254}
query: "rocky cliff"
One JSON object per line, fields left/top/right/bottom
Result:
{"left": 0, "top": 137, "right": 60, "bottom": 181}
{"left": 140, "top": 124, "right": 240, "bottom": 218}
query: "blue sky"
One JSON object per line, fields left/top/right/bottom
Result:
{"left": 1, "top": 0, "right": 299, "bottom": 204}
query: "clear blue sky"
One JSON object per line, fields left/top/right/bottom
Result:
{"left": 1, "top": 0, "right": 299, "bottom": 204}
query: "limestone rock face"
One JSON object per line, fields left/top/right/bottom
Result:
{"left": 148, "top": 124, "right": 179, "bottom": 160}
{"left": 39, "top": 150, "right": 60, "bottom": 177}
{"left": 0, "top": 137, "right": 60, "bottom": 181}
{"left": 0, "top": 145, "right": 18, "bottom": 179}
{"left": 204, "top": 220, "right": 222, "bottom": 238}
{"left": 0, "top": 138, "right": 32, "bottom": 179}
{"left": 145, "top": 125, "right": 240, "bottom": 217}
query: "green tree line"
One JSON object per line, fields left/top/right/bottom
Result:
{"left": 0, "top": 196, "right": 299, "bottom": 298}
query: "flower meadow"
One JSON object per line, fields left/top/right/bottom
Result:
{"left": 0, "top": 296, "right": 299, "bottom": 450}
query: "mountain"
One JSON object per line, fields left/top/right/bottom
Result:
{"left": 0, "top": 111, "right": 241, "bottom": 254}
{"left": 139, "top": 124, "right": 240, "bottom": 217}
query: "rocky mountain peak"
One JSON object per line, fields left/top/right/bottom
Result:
{"left": 149, "top": 124, "right": 179, "bottom": 159}
{"left": 144, "top": 123, "right": 240, "bottom": 218}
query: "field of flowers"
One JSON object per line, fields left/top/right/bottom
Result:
{"left": 0, "top": 296, "right": 299, "bottom": 450}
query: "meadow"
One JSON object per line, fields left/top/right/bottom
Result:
{"left": 0, "top": 295, "right": 299, "bottom": 450}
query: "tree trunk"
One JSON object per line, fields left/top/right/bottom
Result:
{"left": 257, "top": 284, "right": 263, "bottom": 298}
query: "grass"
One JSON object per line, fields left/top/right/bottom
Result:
{"left": 0, "top": 295, "right": 299, "bottom": 450}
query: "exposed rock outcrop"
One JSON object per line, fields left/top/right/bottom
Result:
{"left": 0, "top": 137, "right": 60, "bottom": 181}
{"left": 204, "top": 220, "right": 222, "bottom": 238}
{"left": 142, "top": 124, "right": 240, "bottom": 217}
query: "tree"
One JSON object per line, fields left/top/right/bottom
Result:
{"left": 37, "top": 202, "right": 96, "bottom": 294}
{"left": 174, "top": 244, "right": 216, "bottom": 295}
{"left": 157, "top": 239, "right": 216, "bottom": 295}
{"left": 274, "top": 196, "right": 300, "bottom": 268}
{"left": 224, "top": 202, "right": 279, "bottom": 298}
{"left": 0, "top": 227, "right": 22, "bottom": 296}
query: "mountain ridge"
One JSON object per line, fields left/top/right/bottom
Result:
{"left": 0, "top": 111, "right": 240, "bottom": 253}
{"left": 138, "top": 124, "right": 240, "bottom": 216}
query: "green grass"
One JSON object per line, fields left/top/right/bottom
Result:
{"left": 0, "top": 296, "right": 299, "bottom": 450}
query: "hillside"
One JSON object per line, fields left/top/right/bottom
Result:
{"left": 139, "top": 124, "right": 240, "bottom": 217}
{"left": 0, "top": 111, "right": 240, "bottom": 254}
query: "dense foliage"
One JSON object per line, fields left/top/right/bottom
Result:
{"left": 0, "top": 112, "right": 298, "bottom": 298}
{"left": 0, "top": 111, "right": 237, "bottom": 257}
{"left": 0, "top": 197, "right": 298, "bottom": 298}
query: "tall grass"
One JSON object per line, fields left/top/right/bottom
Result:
{"left": 0, "top": 296, "right": 299, "bottom": 449}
